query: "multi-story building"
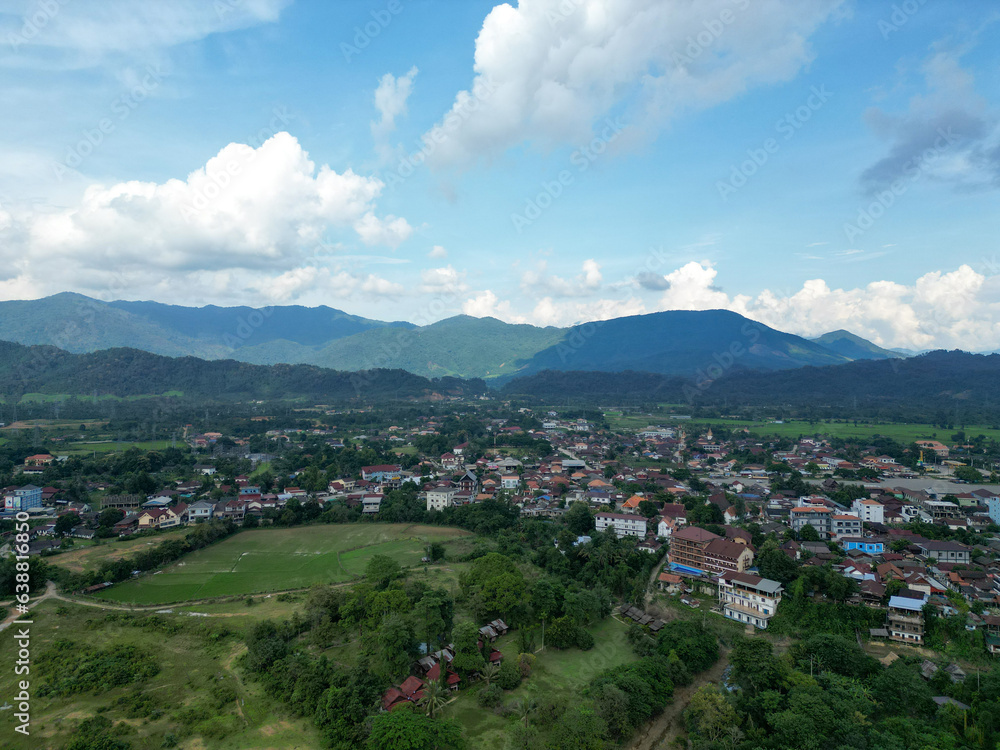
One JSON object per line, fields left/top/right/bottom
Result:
{"left": 361, "top": 464, "right": 403, "bottom": 489}
{"left": 669, "top": 526, "right": 719, "bottom": 575}
{"left": 852, "top": 499, "right": 885, "bottom": 524}
{"left": 718, "top": 572, "right": 783, "bottom": 629}
{"left": 914, "top": 539, "right": 971, "bottom": 564}
{"left": 887, "top": 590, "right": 927, "bottom": 644}
{"left": 595, "top": 512, "right": 647, "bottom": 538}
{"left": 500, "top": 475, "right": 520, "bottom": 490}
{"left": 703, "top": 537, "right": 755, "bottom": 575}
{"left": 830, "top": 514, "right": 863, "bottom": 541}
{"left": 426, "top": 486, "right": 458, "bottom": 512}
{"left": 789, "top": 506, "right": 833, "bottom": 537}
{"left": 5, "top": 485, "right": 43, "bottom": 511}
{"left": 669, "top": 527, "right": 754, "bottom": 576}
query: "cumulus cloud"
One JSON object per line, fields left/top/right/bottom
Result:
{"left": 460, "top": 259, "right": 1000, "bottom": 350}
{"left": 420, "top": 265, "right": 468, "bottom": 295}
{"left": 371, "top": 66, "right": 418, "bottom": 161}
{"left": 428, "top": 244, "right": 448, "bottom": 259}
{"left": 424, "top": 0, "right": 841, "bottom": 168}
{"left": 0, "top": 132, "right": 413, "bottom": 303}
{"left": 521, "top": 259, "right": 603, "bottom": 297}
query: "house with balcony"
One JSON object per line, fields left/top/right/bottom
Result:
{"left": 887, "top": 590, "right": 928, "bottom": 644}
{"left": 595, "top": 512, "right": 647, "bottom": 538}
{"left": 718, "top": 572, "right": 783, "bottom": 629}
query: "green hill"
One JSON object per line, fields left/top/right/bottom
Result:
{"left": 810, "top": 329, "right": 904, "bottom": 361}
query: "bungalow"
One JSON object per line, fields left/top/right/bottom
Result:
{"left": 381, "top": 675, "right": 425, "bottom": 712}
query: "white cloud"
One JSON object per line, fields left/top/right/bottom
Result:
{"left": 0, "top": 0, "right": 290, "bottom": 68}
{"left": 420, "top": 265, "right": 468, "bottom": 295}
{"left": 424, "top": 0, "right": 841, "bottom": 168}
{"left": 461, "top": 290, "right": 524, "bottom": 321}
{"left": 371, "top": 66, "right": 418, "bottom": 161}
{"left": 521, "top": 258, "right": 604, "bottom": 297}
{"left": 0, "top": 131, "right": 413, "bottom": 303}
{"left": 428, "top": 244, "right": 448, "bottom": 259}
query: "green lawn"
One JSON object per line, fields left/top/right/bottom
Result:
{"left": 93, "top": 524, "right": 472, "bottom": 605}
{"left": 0, "top": 600, "right": 317, "bottom": 749}
{"left": 446, "top": 616, "right": 637, "bottom": 749}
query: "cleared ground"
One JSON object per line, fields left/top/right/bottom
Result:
{"left": 47, "top": 527, "right": 192, "bottom": 574}
{"left": 93, "top": 523, "right": 472, "bottom": 605}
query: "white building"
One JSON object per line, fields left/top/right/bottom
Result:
{"left": 500, "top": 475, "right": 520, "bottom": 490}
{"left": 595, "top": 512, "right": 647, "bottom": 538}
{"left": 718, "top": 572, "right": 783, "bottom": 630}
{"left": 425, "top": 487, "right": 458, "bottom": 512}
{"left": 852, "top": 499, "right": 885, "bottom": 524}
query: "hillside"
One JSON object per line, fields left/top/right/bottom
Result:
{"left": 0, "top": 341, "right": 484, "bottom": 402}
{"left": 313, "top": 315, "right": 567, "bottom": 378}
{"left": 514, "top": 310, "right": 851, "bottom": 378}
{"left": 0, "top": 293, "right": 411, "bottom": 360}
{"left": 810, "top": 330, "right": 904, "bottom": 361}
{"left": 502, "top": 351, "right": 1000, "bottom": 417}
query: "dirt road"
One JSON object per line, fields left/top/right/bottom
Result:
{"left": 627, "top": 649, "right": 730, "bottom": 750}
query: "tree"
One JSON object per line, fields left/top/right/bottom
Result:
{"left": 954, "top": 465, "right": 985, "bottom": 482}
{"left": 546, "top": 616, "right": 578, "bottom": 649}
{"left": 450, "top": 620, "right": 485, "bottom": 676}
{"left": 365, "top": 706, "right": 465, "bottom": 750}
{"left": 419, "top": 680, "right": 449, "bottom": 718}
{"left": 496, "top": 658, "right": 522, "bottom": 690}
{"left": 54, "top": 512, "right": 81, "bottom": 536}
{"left": 370, "top": 613, "right": 417, "bottom": 683}
{"left": 365, "top": 554, "right": 402, "bottom": 590}
{"left": 480, "top": 662, "right": 500, "bottom": 686}
{"left": 755, "top": 540, "right": 798, "bottom": 584}
{"left": 97, "top": 508, "right": 125, "bottom": 528}
{"left": 413, "top": 590, "right": 448, "bottom": 654}
{"left": 684, "top": 685, "right": 738, "bottom": 742}
{"left": 564, "top": 502, "right": 595, "bottom": 535}
{"left": 798, "top": 524, "right": 820, "bottom": 542}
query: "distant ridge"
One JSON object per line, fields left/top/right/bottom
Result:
{"left": 0, "top": 294, "right": 930, "bottom": 380}
{"left": 810, "top": 329, "right": 904, "bottom": 361}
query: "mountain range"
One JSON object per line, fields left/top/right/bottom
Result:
{"left": 0, "top": 294, "right": 906, "bottom": 380}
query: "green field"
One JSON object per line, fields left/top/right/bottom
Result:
{"left": 605, "top": 411, "right": 1000, "bottom": 444}
{"left": 445, "top": 616, "right": 637, "bottom": 749}
{"left": 59, "top": 439, "right": 177, "bottom": 455}
{"left": 0, "top": 600, "right": 317, "bottom": 749}
{"left": 94, "top": 524, "right": 472, "bottom": 605}
{"left": 47, "top": 527, "right": 192, "bottom": 574}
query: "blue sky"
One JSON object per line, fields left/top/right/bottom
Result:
{"left": 1, "top": 0, "right": 999, "bottom": 350}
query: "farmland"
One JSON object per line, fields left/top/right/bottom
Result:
{"left": 46, "top": 527, "right": 192, "bottom": 574}
{"left": 604, "top": 411, "right": 1000, "bottom": 444}
{"left": 93, "top": 523, "right": 473, "bottom": 605}
{"left": 0, "top": 600, "right": 317, "bottom": 750}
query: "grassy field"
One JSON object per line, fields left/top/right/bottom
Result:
{"left": 59, "top": 439, "right": 177, "bottom": 455}
{"left": 93, "top": 524, "right": 473, "bottom": 605}
{"left": 445, "top": 616, "right": 637, "bottom": 749}
{"left": 46, "top": 528, "right": 193, "bottom": 574}
{"left": 0, "top": 600, "right": 317, "bottom": 750}
{"left": 604, "top": 411, "right": 1000, "bottom": 443}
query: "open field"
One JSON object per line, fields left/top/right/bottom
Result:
{"left": 58, "top": 439, "right": 177, "bottom": 455}
{"left": 605, "top": 411, "right": 1000, "bottom": 443}
{"left": 3, "top": 391, "right": 184, "bottom": 404}
{"left": 93, "top": 524, "right": 473, "bottom": 605}
{"left": 46, "top": 527, "right": 192, "bottom": 574}
{"left": 0, "top": 600, "right": 317, "bottom": 750}
{"left": 446, "top": 616, "right": 636, "bottom": 749}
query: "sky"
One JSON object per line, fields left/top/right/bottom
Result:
{"left": 1, "top": 0, "right": 999, "bottom": 351}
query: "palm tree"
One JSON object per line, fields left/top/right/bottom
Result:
{"left": 514, "top": 696, "right": 538, "bottom": 728}
{"left": 419, "top": 681, "right": 449, "bottom": 718}
{"left": 481, "top": 662, "right": 500, "bottom": 686}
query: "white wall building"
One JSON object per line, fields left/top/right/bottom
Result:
{"left": 852, "top": 499, "right": 885, "bottom": 524}
{"left": 595, "top": 512, "right": 647, "bottom": 538}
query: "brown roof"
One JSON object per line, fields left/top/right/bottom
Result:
{"left": 672, "top": 526, "right": 720, "bottom": 543}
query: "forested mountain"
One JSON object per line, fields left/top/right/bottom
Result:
{"left": 0, "top": 295, "right": 904, "bottom": 379}
{"left": 502, "top": 351, "right": 1000, "bottom": 419}
{"left": 0, "top": 341, "right": 483, "bottom": 402}
{"left": 810, "top": 330, "right": 903, "bottom": 361}
{"left": 0, "top": 293, "right": 411, "bottom": 360}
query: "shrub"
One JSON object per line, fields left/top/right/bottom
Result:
{"left": 478, "top": 683, "right": 504, "bottom": 708}
{"left": 496, "top": 659, "right": 522, "bottom": 690}
{"left": 575, "top": 627, "right": 595, "bottom": 651}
